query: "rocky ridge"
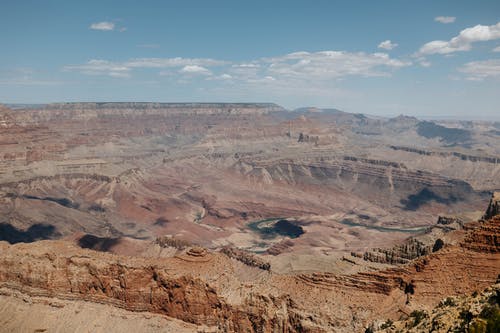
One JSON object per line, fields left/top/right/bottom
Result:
{"left": 356, "top": 215, "right": 465, "bottom": 265}
{"left": 0, "top": 194, "right": 499, "bottom": 332}
{"left": 370, "top": 282, "right": 500, "bottom": 332}
{"left": 1, "top": 103, "right": 500, "bottom": 331}
{"left": 390, "top": 145, "right": 500, "bottom": 165}
{"left": 0, "top": 241, "right": 322, "bottom": 332}
{"left": 484, "top": 191, "right": 500, "bottom": 220}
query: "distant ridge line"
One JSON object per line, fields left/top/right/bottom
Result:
{"left": 44, "top": 102, "right": 285, "bottom": 109}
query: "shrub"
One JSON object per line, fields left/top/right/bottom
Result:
{"left": 409, "top": 310, "right": 427, "bottom": 327}
{"left": 460, "top": 310, "right": 473, "bottom": 331}
{"left": 441, "top": 297, "right": 456, "bottom": 307}
{"left": 468, "top": 320, "right": 487, "bottom": 333}
{"left": 432, "top": 238, "right": 444, "bottom": 252}
{"left": 364, "top": 325, "right": 374, "bottom": 333}
{"left": 194, "top": 211, "right": 203, "bottom": 223}
{"left": 380, "top": 319, "right": 394, "bottom": 329}
{"left": 479, "top": 305, "right": 500, "bottom": 333}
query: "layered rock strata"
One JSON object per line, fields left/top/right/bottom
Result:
{"left": 0, "top": 211, "right": 499, "bottom": 332}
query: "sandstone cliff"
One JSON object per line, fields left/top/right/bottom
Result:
{"left": 0, "top": 211, "right": 499, "bottom": 332}
{"left": 370, "top": 282, "right": 500, "bottom": 332}
{"left": 0, "top": 242, "right": 326, "bottom": 332}
{"left": 483, "top": 191, "right": 500, "bottom": 220}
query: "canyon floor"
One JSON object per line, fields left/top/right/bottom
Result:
{"left": 0, "top": 103, "right": 499, "bottom": 332}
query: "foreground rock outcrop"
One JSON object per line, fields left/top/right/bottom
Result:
{"left": 484, "top": 192, "right": 500, "bottom": 220}
{"left": 0, "top": 208, "right": 499, "bottom": 332}
{"left": 0, "top": 241, "right": 324, "bottom": 332}
{"left": 370, "top": 282, "right": 500, "bottom": 332}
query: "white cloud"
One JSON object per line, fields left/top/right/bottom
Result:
{"left": 206, "top": 73, "right": 234, "bottom": 81}
{"left": 63, "top": 57, "right": 226, "bottom": 77}
{"left": 419, "top": 40, "right": 469, "bottom": 55}
{"left": 458, "top": 59, "right": 500, "bottom": 80}
{"left": 63, "top": 51, "right": 410, "bottom": 83}
{"left": 493, "top": 46, "right": 500, "bottom": 52}
{"left": 108, "top": 72, "right": 130, "bottom": 78}
{"left": 125, "top": 57, "right": 226, "bottom": 68}
{"left": 63, "top": 59, "right": 131, "bottom": 77}
{"left": 419, "top": 60, "right": 432, "bottom": 67}
{"left": 228, "top": 63, "right": 261, "bottom": 81}
{"left": 418, "top": 22, "right": 500, "bottom": 55}
{"left": 90, "top": 22, "right": 115, "bottom": 31}
{"left": 232, "top": 63, "right": 260, "bottom": 68}
{"left": 378, "top": 40, "right": 398, "bottom": 50}
{"left": 0, "top": 68, "right": 64, "bottom": 85}
{"left": 158, "top": 70, "right": 171, "bottom": 76}
{"left": 0, "top": 79, "right": 63, "bottom": 86}
{"left": 435, "top": 16, "right": 456, "bottom": 24}
{"left": 180, "top": 65, "right": 212, "bottom": 75}
{"left": 262, "top": 50, "right": 410, "bottom": 80}
{"left": 414, "top": 57, "right": 431, "bottom": 67}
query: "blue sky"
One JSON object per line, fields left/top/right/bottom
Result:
{"left": 1, "top": 0, "right": 499, "bottom": 119}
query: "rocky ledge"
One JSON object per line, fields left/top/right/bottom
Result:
{"left": 483, "top": 191, "right": 500, "bottom": 220}
{"left": 0, "top": 194, "right": 499, "bottom": 332}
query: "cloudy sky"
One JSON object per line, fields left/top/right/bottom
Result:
{"left": 1, "top": 0, "right": 499, "bottom": 119}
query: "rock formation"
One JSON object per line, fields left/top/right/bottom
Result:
{"left": 370, "top": 282, "right": 500, "bottom": 332}
{"left": 483, "top": 191, "right": 500, "bottom": 220}
{"left": 220, "top": 246, "right": 271, "bottom": 270}
{"left": 0, "top": 207, "right": 499, "bottom": 332}
{"left": 0, "top": 103, "right": 500, "bottom": 331}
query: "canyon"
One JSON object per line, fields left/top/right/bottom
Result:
{"left": 0, "top": 102, "right": 499, "bottom": 332}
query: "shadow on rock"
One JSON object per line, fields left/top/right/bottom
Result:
{"left": 0, "top": 223, "right": 60, "bottom": 244}
{"left": 400, "top": 188, "right": 459, "bottom": 211}
{"left": 77, "top": 234, "right": 120, "bottom": 252}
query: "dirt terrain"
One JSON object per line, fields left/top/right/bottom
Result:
{"left": 0, "top": 103, "right": 499, "bottom": 331}
{"left": 1, "top": 104, "right": 497, "bottom": 258}
{"left": 0, "top": 196, "right": 499, "bottom": 332}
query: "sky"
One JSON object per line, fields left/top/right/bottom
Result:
{"left": 0, "top": 0, "right": 499, "bottom": 119}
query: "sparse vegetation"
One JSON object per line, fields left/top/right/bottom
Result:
{"left": 407, "top": 310, "right": 427, "bottom": 328}
{"left": 477, "top": 304, "right": 500, "bottom": 333}
{"left": 459, "top": 309, "right": 473, "bottom": 331}
{"left": 373, "top": 284, "right": 500, "bottom": 332}
{"left": 297, "top": 132, "right": 319, "bottom": 145}
{"left": 440, "top": 296, "right": 456, "bottom": 307}
{"left": 432, "top": 238, "right": 445, "bottom": 252}
{"left": 404, "top": 282, "right": 415, "bottom": 295}
{"left": 194, "top": 211, "right": 203, "bottom": 223}
{"left": 380, "top": 319, "right": 394, "bottom": 329}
